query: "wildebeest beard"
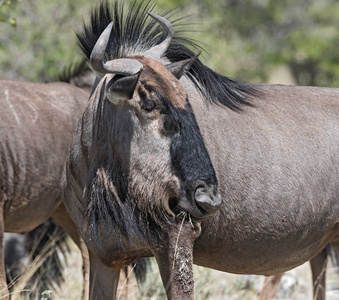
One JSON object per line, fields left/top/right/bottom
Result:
{"left": 83, "top": 84, "right": 176, "bottom": 251}
{"left": 85, "top": 167, "right": 171, "bottom": 251}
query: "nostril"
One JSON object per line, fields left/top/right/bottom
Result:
{"left": 194, "top": 185, "right": 222, "bottom": 214}
{"left": 168, "top": 197, "right": 179, "bottom": 214}
{"left": 195, "top": 186, "right": 210, "bottom": 202}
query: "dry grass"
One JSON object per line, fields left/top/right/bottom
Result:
{"left": 6, "top": 237, "right": 339, "bottom": 300}
{"left": 5, "top": 238, "right": 83, "bottom": 300}
{"left": 129, "top": 259, "right": 339, "bottom": 300}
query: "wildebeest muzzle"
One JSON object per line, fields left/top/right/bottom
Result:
{"left": 177, "top": 179, "right": 222, "bottom": 221}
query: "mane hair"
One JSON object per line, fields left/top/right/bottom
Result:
{"left": 58, "top": 59, "right": 96, "bottom": 93}
{"left": 57, "top": 59, "right": 89, "bottom": 83}
{"left": 77, "top": 0, "right": 258, "bottom": 110}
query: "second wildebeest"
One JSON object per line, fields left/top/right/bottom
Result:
{"left": 2, "top": 63, "right": 147, "bottom": 299}
{"left": 0, "top": 79, "right": 89, "bottom": 298}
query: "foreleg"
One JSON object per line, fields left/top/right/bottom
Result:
{"left": 154, "top": 217, "right": 196, "bottom": 300}
{"left": 258, "top": 273, "right": 284, "bottom": 300}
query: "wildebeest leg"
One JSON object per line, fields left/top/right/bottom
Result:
{"left": 79, "top": 238, "right": 90, "bottom": 300}
{"left": 117, "top": 267, "right": 128, "bottom": 300}
{"left": 310, "top": 247, "right": 328, "bottom": 300}
{"left": 154, "top": 218, "right": 196, "bottom": 300}
{"left": 258, "top": 272, "right": 284, "bottom": 300}
{"left": 259, "top": 247, "right": 328, "bottom": 300}
{"left": 117, "top": 266, "right": 137, "bottom": 300}
{"left": 88, "top": 250, "right": 120, "bottom": 300}
{"left": 0, "top": 205, "right": 9, "bottom": 298}
{"left": 52, "top": 202, "right": 90, "bottom": 300}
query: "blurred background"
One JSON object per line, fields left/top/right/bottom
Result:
{"left": 1, "top": 0, "right": 339, "bottom": 86}
{"left": 1, "top": 0, "right": 339, "bottom": 299}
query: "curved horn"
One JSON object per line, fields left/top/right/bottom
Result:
{"left": 104, "top": 58, "right": 143, "bottom": 76}
{"left": 90, "top": 21, "right": 113, "bottom": 74}
{"left": 90, "top": 22, "right": 143, "bottom": 75}
{"left": 144, "top": 12, "right": 174, "bottom": 60}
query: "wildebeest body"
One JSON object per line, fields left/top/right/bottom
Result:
{"left": 0, "top": 80, "right": 87, "bottom": 232}
{"left": 0, "top": 79, "right": 89, "bottom": 298}
{"left": 63, "top": 0, "right": 339, "bottom": 298}
{"left": 187, "top": 82, "right": 339, "bottom": 274}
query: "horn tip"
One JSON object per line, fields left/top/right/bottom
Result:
{"left": 107, "top": 21, "right": 114, "bottom": 30}
{"left": 101, "top": 21, "right": 114, "bottom": 36}
{"left": 147, "top": 12, "right": 160, "bottom": 20}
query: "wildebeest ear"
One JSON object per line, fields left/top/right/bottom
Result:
{"left": 106, "top": 72, "right": 140, "bottom": 103}
{"left": 165, "top": 51, "right": 201, "bottom": 79}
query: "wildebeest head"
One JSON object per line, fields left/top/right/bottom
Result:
{"left": 81, "top": 13, "right": 221, "bottom": 250}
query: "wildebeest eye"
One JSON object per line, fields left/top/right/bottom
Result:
{"left": 141, "top": 99, "right": 156, "bottom": 112}
{"left": 163, "top": 117, "right": 179, "bottom": 134}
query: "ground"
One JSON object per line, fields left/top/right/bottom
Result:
{"left": 46, "top": 239, "right": 339, "bottom": 300}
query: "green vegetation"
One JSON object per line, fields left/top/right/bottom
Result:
{"left": 41, "top": 290, "right": 52, "bottom": 300}
{"left": 0, "top": 0, "right": 17, "bottom": 27}
{"left": 1, "top": 0, "right": 339, "bottom": 86}
{"left": 0, "top": 0, "right": 91, "bottom": 81}
{"left": 195, "top": 0, "right": 339, "bottom": 86}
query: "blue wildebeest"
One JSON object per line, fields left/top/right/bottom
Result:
{"left": 0, "top": 79, "right": 90, "bottom": 298}
{"left": 63, "top": 1, "right": 339, "bottom": 299}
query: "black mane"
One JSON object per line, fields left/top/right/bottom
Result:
{"left": 57, "top": 59, "right": 89, "bottom": 83}
{"left": 77, "top": 0, "right": 258, "bottom": 110}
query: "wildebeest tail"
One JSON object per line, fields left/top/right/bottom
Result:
{"left": 25, "top": 218, "right": 70, "bottom": 294}
{"left": 5, "top": 218, "right": 70, "bottom": 298}
{"left": 133, "top": 258, "right": 150, "bottom": 284}
{"left": 326, "top": 243, "right": 339, "bottom": 272}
